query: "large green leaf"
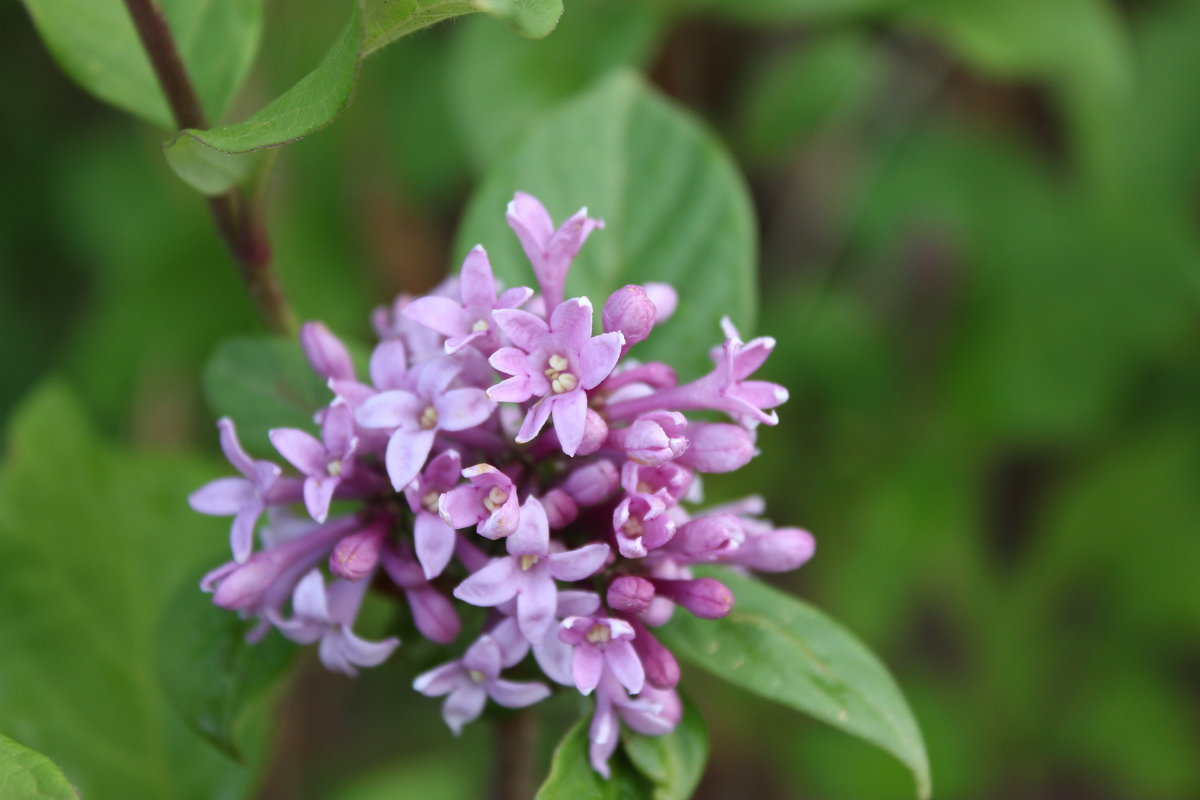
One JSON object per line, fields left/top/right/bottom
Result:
{"left": 156, "top": 574, "right": 296, "bottom": 761}
{"left": 0, "top": 735, "right": 78, "bottom": 800}
{"left": 22, "top": 0, "right": 262, "bottom": 129}
{"left": 0, "top": 383, "right": 271, "bottom": 799}
{"left": 448, "top": 0, "right": 665, "bottom": 169}
{"left": 203, "top": 336, "right": 329, "bottom": 457}
{"left": 656, "top": 567, "right": 931, "bottom": 799}
{"left": 164, "top": 0, "right": 563, "bottom": 194}
{"left": 535, "top": 719, "right": 650, "bottom": 800}
{"left": 457, "top": 72, "right": 757, "bottom": 381}
{"left": 622, "top": 696, "right": 708, "bottom": 800}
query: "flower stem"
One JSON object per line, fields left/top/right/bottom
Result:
{"left": 491, "top": 709, "right": 539, "bottom": 800}
{"left": 122, "top": 0, "right": 296, "bottom": 335}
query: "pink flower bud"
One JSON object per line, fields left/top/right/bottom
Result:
{"left": 628, "top": 619, "right": 680, "bottom": 689}
{"left": 329, "top": 522, "right": 386, "bottom": 580}
{"left": 575, "top": 409, "right": 609, "bottom": 456}
{"left": 676, "top": 423, "right": 756, "bottom": 473}
{"left": 541, "top": 488, "right": 579, "bottom": 529}
{"left": 727, "top": 527, "right": 815, "bottom": 572}
{"left": 611, "top": 411, "right": 689, "bottom": 466}
{"left": 300, "top": 322, "right": 355, "bottom": 381}
{"left": 651, "top": 577, "right": 734, "bottom": 619}
{"left": 607, "top": 576, "right": 655, "bottom": 614}
{"left": 667, "top": 513, "right": 744, "bottom": 561}
{"left": 603, "top": 285, "right": 657, "bottom": 349}
{"left": 562, "top": 459, "right": 619, "bottom": 506}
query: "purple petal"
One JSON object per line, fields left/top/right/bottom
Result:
{"left": 444, "top": 330, "right": 486, "bottom": 355}
{"left": 515, "top": 398, "right": 553, "bottom": 444}
{"left": 507, "top": 496, "right": 549, "bottom": 557}
{"left": 425, "top": 449, "right": 463, "bottom": 490}
{"left": 572, "top": 645, "right": 604, "bottom": 695}
{"left": 405, "top": 585, "right": 461, "bottom": 644}
{"left": 532, "top": 633, "right": 574, "bottom": 685}
{"left": 403, "top": 295, "right": 468, "bottom": 338}
{"left": 606, "top": 640, "right": 645, "bottom": 694}
{"left": 217, "top": 417, "right": 257, "bottom": 479}
{"left": 488, "top": 347, "right": 531, "bottom": 378}
{"left": 385, "top": 428, "right": 436, "bottom": 490}
{"left": 550, "top": 390, "right": 587, "bottom": 456}
{"left": 439, "top": 486, "right": 482, "bottom": 529}
{"left": 442, "top": 684, "right": 488, "bottom": 735}
{"left": 578, "top": 331, "right": 624, "bottom": 390}
{"left": 369, "top": 339, "right": 408, "bottom": 390}
{"left": 356, "top": 389, "right": 422, "bottom": 430}
{"left": 547, "top": 543, "right": 610, "bottom": 582}
{"left": 269, "top": 428, "right": 327, "bottom": 476}
{"left": 300, "top": 321, "right": 356, "bottom": 381}
{"left": 189, "top": 477, "right": 255, "bottom": 515}
{"left": 414, "top": 512, "right": 456, "bottom": 580}
{"left": 492, "top": 308, "right": 550, "bottom": 352}
{"left": 303, "top": 476, "right": 339, "bottom": 523}
{"left": 488, "top": 679, "right": 551, "bottom": 708}
{"left": 416, "top": 357, "right": 462, "bottom": 398}
{"left": 478, "top": 491, "right": 519, "bottom": 539}
{"left": 486, "top": 374, "right": 534, "bottom": 404}
{"left": 337, "top": 628, "right": 399, "bottom": 668}
{"left": 462, "top": 635, "right": 504, "bottom": 677}
{"left": 435, "top": 388, "right": 494, "bottom": 432}
{"left": 459, "top": 245, "right": 497, "bottom": 308}
{"left": 516, "top": 572, "right": 557, "bottom": 642}
{"left": 507, "top": 192, "right": 555, "bottom": 255}
{"left": 497, "top": 286, "right": 534, "bottom": 309}
{"left": 489, "top": 618, "right": 531, "bottom": 667}
{"left": 453, "top": 557, "right": 520, "bottom": 607}
{"left": 549, "top": 297, "right": 593, "bottom": 345}
{"left": 321, "top": 404, "right": 356, "bottom": 457}
{"left": 557, "top": 590, "right": 601, "bottom": 617}
{"left": 588, "top": 694, "right": 618, "bottom": 779}
{"left": 414, "top": 661, "right": 465, "bottom": 697}
{"left": 230, "top": 506, "right": 261, "bottom": 563}
{"left": 291, "top": 570, "right": 330, "bottom": 621}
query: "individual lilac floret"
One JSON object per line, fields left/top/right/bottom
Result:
{"left": 609, "top": 411, "right": 689, "bottom": 467}
{"left": 414, "top": 631, "right": 550, "bottom": 735}
{"left": 605, "top": 317, "right": 788, "bottom": 428}
{"left": 356, "top": 357, "right": 494, "bottom": 490}
{"left": 271, "top": 569, "right": 399, "bottom": 676}
{"left": 439, "top": 463, "right": 520, "bottom": 540}
{"left": 453, "top": 496, "right": 610, "bottom": 641}
{"left": 402, "top": 450, "right": 463, "bottom": 580}
{"left": 300, "top": 321, "right": 356, "bottom": 382}
{"left": 559, "top": 616, "right": 644, "bottom": 696}
{"left": 602, "top": 285, "right": 657, "bottom": 356}
{"left": 612, "top": 490, "right": 676, "bottom": 559}
{"left": 506, "top": 192, "right": 604, "bottom": 311}
{"left": 269, "top": 404, "right": 358, "bottom": 524}
{"left": 403, "top": 246, "right": 533, "bottom": 355}
{"left": 488, "top": 298, "right": 623, "bottom": 455}
{"left": 190, "top": 417, "right": 285, "bottom": 563}
{"left": 588, "top": 670, "right": 678, "bottom": 778}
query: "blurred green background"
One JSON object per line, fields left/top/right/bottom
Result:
{"left": 3, "top": 0, "right": 1199, "bottom": 798}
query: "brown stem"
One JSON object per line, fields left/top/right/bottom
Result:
{"left": 122, "top": 0, "right": 295, "bottom": 335}
{"left": 491, "top": 710, "right": 539, "bottom": 800}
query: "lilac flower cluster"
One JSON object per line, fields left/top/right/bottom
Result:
{"left": 190, "top": 193, "right": 815, "bottom": 775}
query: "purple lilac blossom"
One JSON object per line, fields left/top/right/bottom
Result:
{"left": 190, "top": 190, "right": 814, "bottom": 777}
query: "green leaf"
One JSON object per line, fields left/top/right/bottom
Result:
{"left": 668, "top": 0, "right": 901, "bottom": 25}
{"left": 0, "top": 382, "right": 271, "bottom": 799}
{"left": 22, "top": 0, "right": 262, "bottom": 129}
{"left": 203, "top": 336, "right": 329, "bottom": 456}
{"left": 535, "top": 719, "right": 650, "bottom": 800}
{"left": 156, "top": 574, "right": 296, "bottom": 760}
{"left": 448, "top": 0, "right": 665, "bottom": 169}
{"left": 622, "top": 696, "right": 708, "bottom": 800}
{"left": 164, "top": 0, "right": 563, "bottom": 195}
{"left": 0, "top": 735, "right": 78, "bottom": 800}
{"left": 457, "top": 71, "right": 757, "bottom": 380}
{"left": 656, "top": 566, "right": 931, "bottom": 799}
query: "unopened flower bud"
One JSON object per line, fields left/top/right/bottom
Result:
{"left": 329, "top": 522, "right": 386, "bottom": 580}
{"left": 628, "top": 619, "right": 680, "bottom": 689}
{"left": 603, "top": 285, "right": 657, "bottom": 350}
{"left": 541, "top": 488, "right": 579, "bottom": 529}
{"left": 651, "top": 577, "right": 734, "bottom": 619}
{"left": 607, "top": 576, "right": 655, "bottom": 614}
{"left": 575, "top": 409, "right": 609, "bottom": 456}
{"left": 562, "top": 459, "right": 619, "bottom": 506}
{"left": 643, "top": 283, "right": 678, "bottom": 324}
{"left": 667, "top": 513, "right": 744, "bottom": 561}
{"left": 677, "top": 423, "right": 756, "bottom": 473}
{"left": 727, "top": 527, "right": 815, "bottom": 572}
{"left": 301, "top": 322, "right": 355, "bottom": 381}
{"left": 611, "top": 411, "right": 689, "bottom": 466}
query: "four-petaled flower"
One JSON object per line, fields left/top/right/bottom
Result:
{"left": 558, "top": 616, "right": 645, "bottom": 697}
{"left": 269, "top": 404, "right": 359, "bottom": 523}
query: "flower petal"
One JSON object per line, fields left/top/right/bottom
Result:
{"left": 488, "top": 679, "right": 550, "bottom": 708}
{"left": 356, "top": 389, "right": 422, "bottom": 430}
{"left": 405, "top": 585, "right": 461, "bottom": 645}
{"left": 550, "top": 390, "right": 587, "bottom": 456}
{"left": 217, "top": 417, "right": 257, "bottom": 478}
{"left": 492, "top": 308, "right": 550, "bottom": 352}
{"left": 403, "top": 295, "right": 468, "bottom": 338}
{"left": 516, "top": 572, "right": 557, "bottom": 642}
{"left": 385, "top": 428, "right": 436, "bottom": 490}
{"left": 515, "top": 398, "right": 553, "bottom": 444}
{"left": 369, "top": 339, "right": 409, "bottom": 390}
{"left": 453, "top": 557, "right": 519, "bottom": 607}
{"left": 189, "top": 477, "right": 255, "bottom": 516}
{"left": 459, "top": 245, "right": 498, "bottom": 308}
{"left": 578, "top": 331, "right": 624, "bottom": 390}
{"left": 416, "top": 357, "right": 462, "bottom": 398}
{"left": 606, "top": 640, "right": 645, "bottom": 695}
{"left": 489, "top": 618, "right": 531, "bottom": 668}
{"left": 497, "top": 286, "right": 534, "bottom": 309}
{"left": 337, "top": 628, "right": 400, "bottom": 668}
{"left": 572, "top": 645, "right": 604, "bottom": 695}
{"left": 303, "top": 476, "right": 339, "bottom": 523}
{"left": 413, "top": 660, "right": 464, "bottom": 697}
{"left": 507, "top": 192, "right": 555, "bottom": 256}
{"left": 436, "top": 388, "right": 494, "bottom": 432}
{"left": 414, "top": 512, "right": 456, "bottom": 580}
{"left": 269, "top": 428, "right": 327, "bottom": 476}
{"left": 547, "top": 543, "right": 610, "bottom": 582}
{"left": 549, "top": 296, "right": 593, "bottom": 345}
{"left": 462, "top": 634, "right": 504, "bottom": 677}
{"left": 230, "top": 505, "right": 261, "bottom": 563}
{"left": 442, "top": 684, "right": 488, "bottom": 735}
{"left": 507, "top": 496, "right": 550, "bottom": 556}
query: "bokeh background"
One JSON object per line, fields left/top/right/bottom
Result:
{"left": 3, "top": 0, "right": 1199, "bottom": 798}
